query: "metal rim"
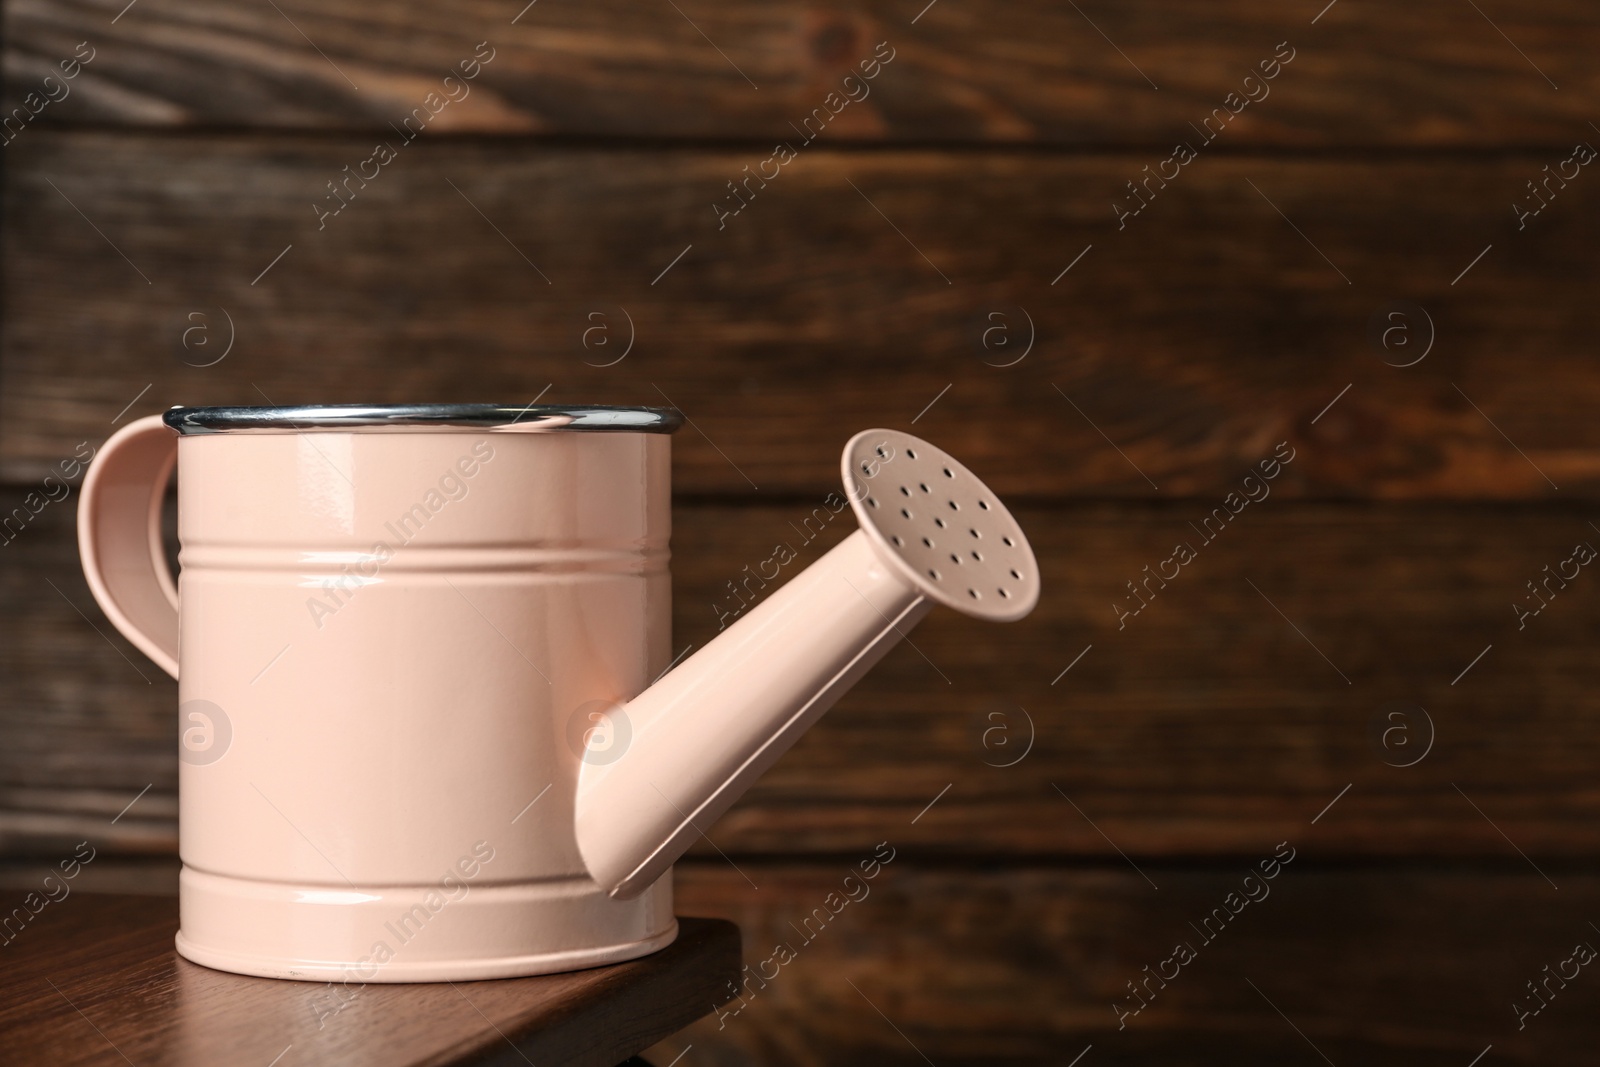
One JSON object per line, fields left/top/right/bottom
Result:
{"left": 162, "top": 404, "right": 683, "bottom": 435}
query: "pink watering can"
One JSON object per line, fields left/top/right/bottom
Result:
{"left": 79, "top": 405, "right": 1039, "bottom": 981}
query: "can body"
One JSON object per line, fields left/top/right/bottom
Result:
{"left": 172, "top": 429, "right": 676, "bottom": 981}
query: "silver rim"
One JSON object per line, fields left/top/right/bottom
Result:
{"left": 162, "top": 404, "right": 683, "bottom": 435}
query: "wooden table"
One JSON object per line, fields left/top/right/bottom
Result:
{"left": 0, "top": 894, "right": 740, "bottom": 1066}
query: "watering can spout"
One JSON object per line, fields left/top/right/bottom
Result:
{"left": 574, "top": 429, "right": 1040, "bottom": 898}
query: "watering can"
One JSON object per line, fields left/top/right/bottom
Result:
{"left": 79, "top": 404, "right": 1038, "bottom": 980}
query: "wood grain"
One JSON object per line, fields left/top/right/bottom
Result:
{"left": 0, "top": 892, "right": 739, "bottom": 1066}
{"left": 3, "top": 0, "right": 1596, "bottom": 145}
{"left": 4, "top": 861, "right": 1588, "bottom": 1065}
{"left": 5, "top": 136, "right": 1600, "bottom": 497}
{"left": 653, "top": 862, "right": 1597, "bottom": 1066}
{"left": 3, "top": 0, "right": 1595, "bottom": 1061}
{"left": 8, "top": 493, "right": 1600, "bottom": 859}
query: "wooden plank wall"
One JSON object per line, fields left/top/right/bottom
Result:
{"left": 3, "top": 1, "right": 1598, "bottom": 1063}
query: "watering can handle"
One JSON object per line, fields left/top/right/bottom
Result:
{"left": 77, "top": 414, "right": 181, "bottom": 679}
